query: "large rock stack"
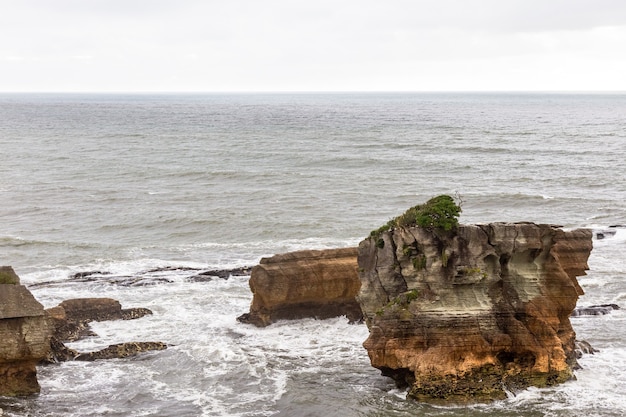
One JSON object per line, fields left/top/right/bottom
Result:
{"left": 0, "top": 266, "right": 53, "bottom": 396}
{"left": 357, "top": 223, "right": 592, "bottom": 402}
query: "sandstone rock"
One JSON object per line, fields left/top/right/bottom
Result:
{"left": 357, "top": 223, "right": 592, "bottom": 403}
{"left": 238, "top": 248, "right": 362, "bottom": 327}
{"left": 0, "top": 267, "right": 53, "bottom": 396}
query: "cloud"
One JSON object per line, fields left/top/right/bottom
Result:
{"left": 1, "top": 0, "right": 625, "bottom": 91}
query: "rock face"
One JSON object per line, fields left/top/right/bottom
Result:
{"left": 357, "top": 223, "right": 592, "bottom": 402}
{"left": 238, "top": 248, "right": 362, "bottom": 327}
{"left": 0, "top": 267, "right": 53, "bottom": 396}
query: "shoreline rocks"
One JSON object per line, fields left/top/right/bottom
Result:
{"left": 0, "top": 267, "right": 53, "bottom": 396}
{"left": 43, "top": 297, "right": 163, "bottom": 364}
{"left": 571, "top": 303, "right": 620, "bottom": 317}
{"left": 73, "top": 342, "right": 168, "bottom": 361}
{"left": 0, "top": 270, "right": 166, "bottom": 382}
{"left": 357, "top": 223, "right": 592, "bottom": 403}
{"left": 238, "top": 248, "right": 362, "bottom": 327}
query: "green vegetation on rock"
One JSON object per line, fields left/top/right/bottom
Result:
{"left": 370, "top": 195, "right": 462, "bottom": 239}
{"left": 0, "top": 269, "right": 19, "bottom": 285}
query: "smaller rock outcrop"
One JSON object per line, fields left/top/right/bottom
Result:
{"left": 44, "top": 298, "right": 160, "bottom": 363}
{"left": 238, "top": 248, "right": 362, "bottom": 327}
{"left": 0, "top": 266, "right": 53, "bottom": 396}
{"left": 47, "top": 298, "right": 152, "bottom": 342}
{"left": 571, "top": 303, "right": 620, "bottom": 317}
{"left": 74, "top": 342, "right": 167, "bottom": 361}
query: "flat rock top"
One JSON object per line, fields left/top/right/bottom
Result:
{"left": 0, "top": 284, "right": 46, "bottom": 319}
{"left": 259, "top": 247, "right": 358, "bottom": 264}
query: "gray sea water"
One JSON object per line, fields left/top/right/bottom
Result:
{"left": 1, "top": 93, "right": 625, "bottom": 416}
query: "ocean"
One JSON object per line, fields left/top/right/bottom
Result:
{"left": 0, "top": 92, "right": 624, "bottom": 416}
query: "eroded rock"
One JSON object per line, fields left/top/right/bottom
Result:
{"left": 238, "top": 248, "right": 362, "bottom": 326}
{"left": 0, "top": 267, "right": 53, "bottom": 396}
{"left": 357, "top": 223, "right": 592, "bottom": 402}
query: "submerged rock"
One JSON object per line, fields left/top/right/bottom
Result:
{"left": 28, "top": 266, "right": 252, "bottom": 288}
{"left": 238, "top": 248, "right": 362, "bottom": 327}
{"left": 574, "top": 340, "right": 598, "bottom": 359}
{"left": 357, "top": 223, "right": 592, "bottom": 403}
{"left": 0, "top": 267, "right": 53, "bottom": 396}
{"left": 188, "top": 266, "right": 252, "bottom": 282}
{"left": 74, "top": 342, "right": 167, "bottom": 361}
{"left": 571, "top": 303, "right": 620, "bottom": 317}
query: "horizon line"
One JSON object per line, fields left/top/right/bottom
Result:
{"left": 1, "top": 89, "right": 625, "bottom": 95}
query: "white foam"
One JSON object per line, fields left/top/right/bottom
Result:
{"left": 14, "top": 222, "right": 626, "bottom": 416}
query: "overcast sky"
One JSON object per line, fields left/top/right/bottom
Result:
{"left": 1, "top": 0, "right": 625, "bottom": 92}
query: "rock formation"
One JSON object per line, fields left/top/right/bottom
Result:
{"left": 46, "top": 298, "right": 152, "bottom": 342}
{"left": 571, "top": 303, "right": 620, "bottom": 317}
{"left": 44, "top": 298, "right": 161, "bottom": 363}
{"left": 357, "top": 223, "right": 592, "bottom": 402}
{"left": 0, "top": 266, "right": 53, "bottom": 396}
{"left": 1, "top": 267, "right": 165, "bottom": 395}
{"left": 73, "top": 342, "right": 167, "bottom": 361}
{"left": 238, "top": 248, "right": 362, "bottom": 327}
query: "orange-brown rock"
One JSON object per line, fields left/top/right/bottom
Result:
{"left": 357, "top": 223, "right": 592, "bottom": 403}
{"left": 0, "top": 267, "right": 53, "bottom": 396}
{"left": 238, "top": 248, "right": 362, "bottom": 326}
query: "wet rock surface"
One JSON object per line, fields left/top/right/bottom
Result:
{"left": 44, "top": 298, "right": 165, "bottom": 363}
{"left": 74, "top": 342, "right": 168, "bottom": 361}
{"left": 28, "top": 266, "right": 252, "bottom": 288}
{"left": 571, "top": 303, "right": 620, "bottom": 317}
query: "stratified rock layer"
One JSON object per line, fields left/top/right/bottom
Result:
{"left": 238, "top": 248, "right": 362, "bottom": 326}
{"left": 0, "top": 267, "right": 53, "bottom": 396}
{"left": 357, "top": 223, "right": 592, "bottom": 402}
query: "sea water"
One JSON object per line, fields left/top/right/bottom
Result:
{"left": 0, "top": 93, "right": 625, "bottom": 416}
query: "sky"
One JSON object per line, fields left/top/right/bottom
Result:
{"left": 1, "top": 0, "right": 625, "bottom": 92}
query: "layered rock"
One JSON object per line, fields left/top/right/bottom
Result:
{"left": 358, "top": 223, "right": 592, "bottom": 402}
{"left": 0, "top": 266, "right": 53, "bottom": 396}
{"left": 44, "top": 298, "right": 159, "bottom": 363}
{"left": 238, "top": 248, "right": 362, "bottom": 327}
